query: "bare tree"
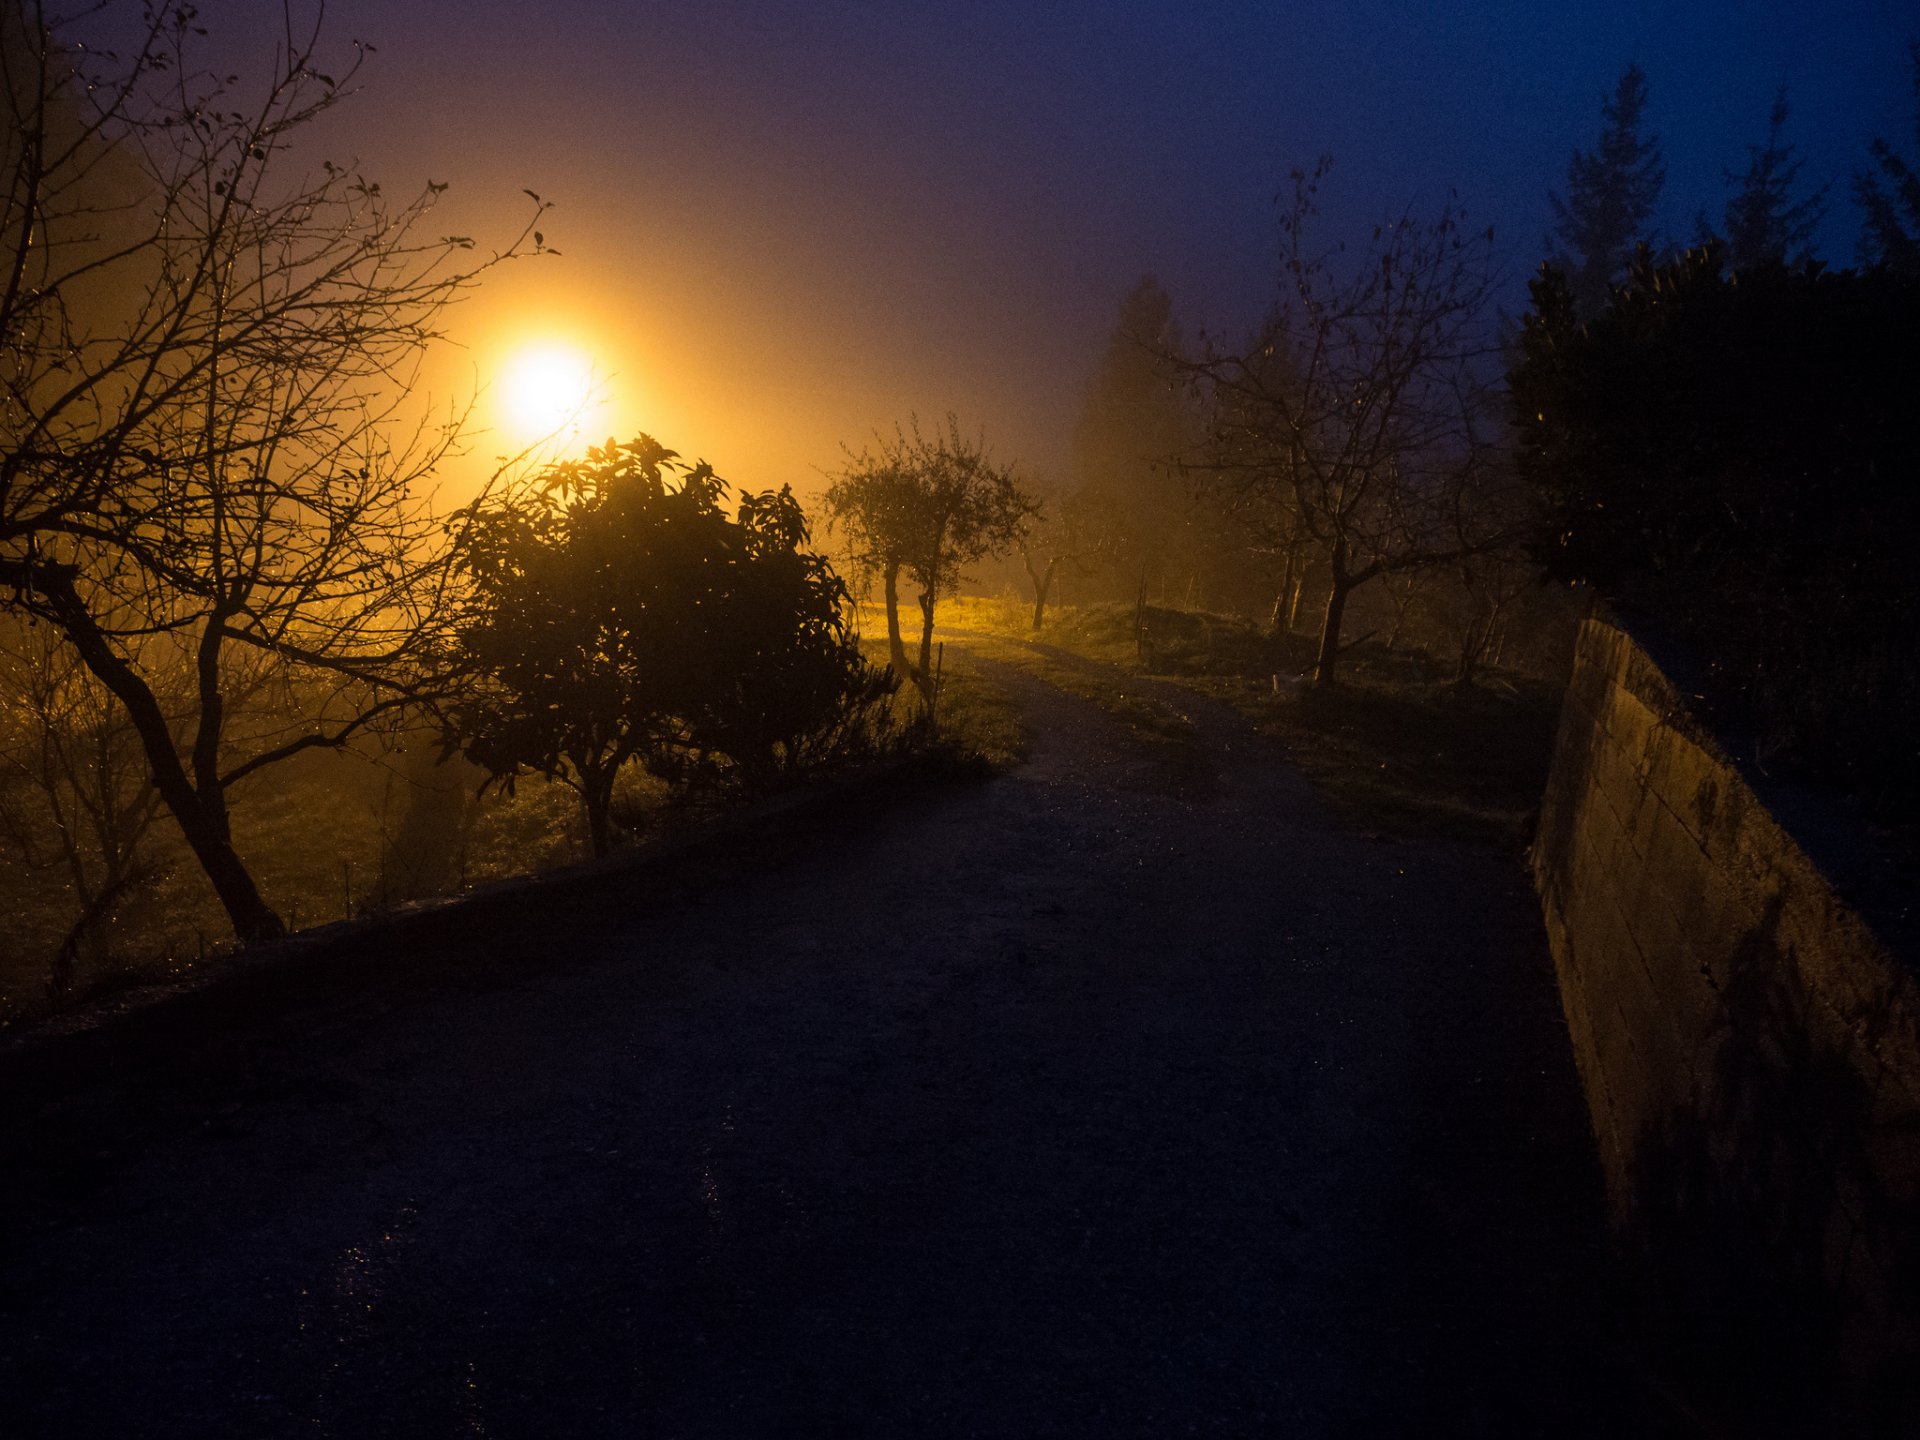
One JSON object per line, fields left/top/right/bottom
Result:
{"left": 0, "top": 4, "right": 542, "bottom": 940}
{"left": 0, "top": 615, "right": 165, "bottom": 995}
{"left": 1018, "top": 483, "right": 1119, "bottom": 631}
{"left": 1190, "top": 161, "right": 1511, "bottom": 685}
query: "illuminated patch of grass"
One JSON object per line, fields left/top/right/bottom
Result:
{"left": 946, "top": 632, "right": 1197, "bottom": 746}
{"left": 851, "top": 630, "right": 1027, "bottom": 771}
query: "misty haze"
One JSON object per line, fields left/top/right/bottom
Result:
{"left": 3, "top": 2, "right": 1918, "bottom": 1434}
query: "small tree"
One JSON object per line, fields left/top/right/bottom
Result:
{"left": 1018, "top": 484, "right": 1120, "bottom": 631}
{"left": 1547, "top": 62, "right": 1667, "bottom": 316}
{"left": 0, "top": 5, "right": 542, "bottom": 940}
{"left": 452, "top": 436, "right": 893, "bottom": 857}
{"left": 824, "top": 415, "right": 1036, "bottom": 704}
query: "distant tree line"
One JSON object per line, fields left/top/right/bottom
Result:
{"left": 1035, "top": 45, "right": 1920, "bottom": 720}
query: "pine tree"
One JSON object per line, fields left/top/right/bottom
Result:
{"left": 1705, "top": 88, "right": 1826, "bottom": 271}
{"left": 1071, "top": 275, "right": 1193, "bottom": 598}
{"left": 1855, "top": 41, "right": 1920, "bottom": 275}
{"left": 1547, "top": 63, "right": 1666, "bottom": 316}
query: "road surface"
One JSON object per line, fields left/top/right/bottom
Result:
{"left": 0, "top": 649, "right": 1665, "bottom": 1436}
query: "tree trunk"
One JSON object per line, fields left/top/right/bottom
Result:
{"left": 1025, "top": 553, "right": 1058, "bottom": 631}
{"left": 881, "top": 561, "right": 914, "bottom": 686}
{"left": 581, "top": 762, "right": 617, "bottom": 859}
{"left": 1133, "top": 569, "right": 1150, "bottom": 666}
{"left": 37, "top": 578, "right": 285, "bottom": 942}
{"left": 1312, "top": 546, "right": 1357, "bottom": 687}
{"left": 1271, "top": 542, "right": 1299, "bottom": 636}
{"left": 915, "top": 586, "right": 938, "bottom": 706}
{"left": 1385, "top": 576, "right": 1416, "bottom": 651}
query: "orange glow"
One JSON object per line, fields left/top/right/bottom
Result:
{"left": 499, "top": 341, "right": 599, "bottom": 440}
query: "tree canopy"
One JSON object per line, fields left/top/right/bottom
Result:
{"left": 1072, "top": 276, "right": 1198, "bottom": 597}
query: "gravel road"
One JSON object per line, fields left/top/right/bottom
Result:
{"left": 0, "top": 649, "right": 1666, "bottom": 1436}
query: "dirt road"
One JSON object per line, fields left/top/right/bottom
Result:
{"left": 0, "top": 650, "right": 1662, "bottom": 1436}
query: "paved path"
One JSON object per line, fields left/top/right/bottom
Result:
{"left": 0, "top": 651, "right": 1664, "bottom": 1436}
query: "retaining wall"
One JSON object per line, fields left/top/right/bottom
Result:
{"left": 1534, "top": 616, "right": 1920, "bottom": 1426}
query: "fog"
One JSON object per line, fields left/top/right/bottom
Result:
{"left": 140, "top": 0, "right": 1914, "bottom": 499}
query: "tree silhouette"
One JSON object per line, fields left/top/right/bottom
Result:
{"left": 1190, "top": 162, "right": 1511, "bottom": 686}
{"left": 1018, "top": 483, "right": 1121, "bottom": 631}
{"left": 453, "top": 437, "right": 892, "bottom": 857}
{"left": 1547, "top": 63, "right": 1666, "bottom": 316}
{"left": 0, "top": 5, "right": 543, "bottom": 941}
{"left": 1510, "top": 250, "right": 1920, "bottom": 814}
{"left": 1703, "top": 88, "right": 1827, "bottom": 271}
{"left": 1072, "top": 276, "right": 1194, "bottom": 600}
{"left": 825, "top": 416, "right": 1035, "bottom": 706}
{"left": 1855, "top": 41, "right": 1920, "bottom": 275}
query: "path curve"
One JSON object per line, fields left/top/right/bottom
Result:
{"left": 0, "top": 648, "right": 1662, "bottom": 1436}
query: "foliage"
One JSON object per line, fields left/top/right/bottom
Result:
{"left": 1547, "top": 63, "right": 1667, "bottom": 316}
{"left": 1855, "top": 40, "right": 1920, "bottom": 275}
{"left": 452, "top": 435, "right": 896, "bottom": 856}
{"left": 1189, "top": 160, "right": 1516, "bottom": 685}
{"left": 1510, "top": 249, "right": 1920, "bottom": 821}
{"left": 824, "top": 414, "right": 1036, "bottom": 704}
{"left": 1702, "top": 88, "right": 1826, "bottom": 272}
{"left": 0, "top": 3, "right": 542, "bottom": 941}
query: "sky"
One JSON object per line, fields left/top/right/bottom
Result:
{"left": 78, "top": 0, "right": 1920, "bottom": 501}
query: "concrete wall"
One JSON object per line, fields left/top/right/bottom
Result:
{"left": 1534, "top": 616, "right": 1920, "bottom": 1426}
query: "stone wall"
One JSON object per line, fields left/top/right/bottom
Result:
{"left": 1534, "top": 616, "right": 1920, "bottom": 1427}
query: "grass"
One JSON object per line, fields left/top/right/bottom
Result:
{"left": 850, "top": 626, "right": 1028, "bottom": 771}
{"left": 926, "top": 650, "right": 1030, "bottom": 769}
{"left": 863, "top": 598, "right": 1198, "bottom": 747}
{"left": 934, "top": 592, "right": 1562, "bottom": 846}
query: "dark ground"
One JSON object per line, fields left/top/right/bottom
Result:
{"left": 0, "top": 651, "right": 1674, "bottom": 1436}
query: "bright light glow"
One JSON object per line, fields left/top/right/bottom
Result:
{"left": 501, "top": 342, "right": 596, "bottom": 438}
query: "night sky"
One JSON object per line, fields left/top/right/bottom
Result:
{"left": 143, "top": 0, "right": 1918, "bottom": 496}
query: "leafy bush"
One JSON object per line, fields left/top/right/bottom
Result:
{"left": 451, "top": 436, "right": 898, "bottom": 854}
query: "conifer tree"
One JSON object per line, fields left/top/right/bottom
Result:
{"left": 1547, "top": 63, "right": 1666, "bottom": 316}
{"left": 1855, "top": 41, "right": 1920, "bottom": 275}
{"left": 1072, "top": 276, "right": 1209, "bottom": 602}
{"left": 1704, "top": 88, "right": 1826, "bottom": 271}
